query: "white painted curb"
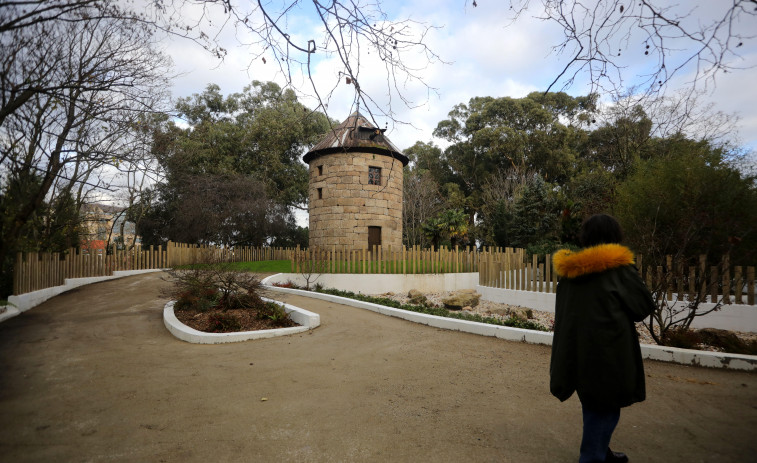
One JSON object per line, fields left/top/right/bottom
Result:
{"left": 0, "top": 305, "right": 21, "bottom": 323}
{"left": 261, "top": 276, "right": 757, "bottom": 372}
{"left": 163, "top": 297, "right": 320, "bottom": 344}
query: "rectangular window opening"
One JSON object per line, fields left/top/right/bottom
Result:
{"left": 368, "top": 166, "right": 381, "bottom": 185}
{"left": 317, "top": 188, "right": 323, "bottom": 199}
{"left": 317, "top": 165, "right": 323, "bottom": 176}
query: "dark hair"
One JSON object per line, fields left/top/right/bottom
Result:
{"left": 580, "top": 214, "right": 623, "bottom": 247}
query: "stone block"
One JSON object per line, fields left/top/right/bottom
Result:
{"left": 408, "top": 289, "right": 427, "bottom": 305}
{"left": 442, "top": 290, "right": 481, "bottom": 310}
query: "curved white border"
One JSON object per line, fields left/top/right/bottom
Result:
{"left": 163, "top": 297, "right": 320, "bottom": 344}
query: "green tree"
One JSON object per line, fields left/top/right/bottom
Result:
{"left": 142, "top": 82, "right": 330, "bottom": 247}
{"left": 0, "top": 176, "right": 83, "bottom": 296}
{"left": 404, "top": 141, "right": 453, "bottom": 186}
{"left": 160, "top": 82, "right": 331, "bottom": 210}
{"left": 505, "top": 175, "right": 562, "bottom": 251}
{"left": 432, "top": 92, "right": 595, "bottom": 244}
{"left": 434, "top": 92, "right": 595, "bottom": 183}
{"left": 613, "top": 138, "right": 757, "bottom": 266}
{"left": 402, "top": 169, "right": 445, "bottom": 248}
{"left": 422, "top": 208, "right": 469, "bottom": 249}
{"left": 584, "top": 104, "right": 653, "bottom": 178}
{"left": 139, "top": 174, "right": 291, "bottom": 248}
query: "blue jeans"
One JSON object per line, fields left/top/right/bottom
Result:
{"left": 579, "top": 405, "right": 621, "bottom": 463}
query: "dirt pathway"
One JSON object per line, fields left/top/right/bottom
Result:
{"left": 0, "top": 272, "right": 755, "bottom": 462}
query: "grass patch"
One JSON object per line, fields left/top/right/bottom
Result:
{"left": 222, "top": 260, "right": 292, "bottom": 273}
{"left": 176, "top": 260, "right": 292, "bottom": 273}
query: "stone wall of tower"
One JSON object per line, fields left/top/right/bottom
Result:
{"left": 308, "top": 151, "right": 404, "bottom": 249}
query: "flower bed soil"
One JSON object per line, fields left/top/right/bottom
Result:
{"left": 173, "top": 307, "right": 297, "bottom": 333}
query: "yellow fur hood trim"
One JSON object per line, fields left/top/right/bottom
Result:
{"left": 553, "top": 244, "right": 635, "bottom": 278}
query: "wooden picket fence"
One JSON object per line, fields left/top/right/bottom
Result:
{"left": 12, "top": 241, "right": 292, "bottom": 296}
{"left": 13, "top": 240, "right": 756, "bottom": 306}
{"left": 12, "top": 242, "right": 481, "bottom": 295}
{"left": 478, "top": 251, "right": 756, "bottom": 305}
{"left": 639, "top": 254, "right": 755, "bottom": 305}
{"left": 165, "top": 242, "right": 293, "bottom": 267}
{"left": 479, "top": 247, "right": 556, "bottom": 292}
{"left": 289, "top": 245, "right": 481, "bottom": 274}
{"left": 13, "top": 245, "right": 168, "bottom": 296}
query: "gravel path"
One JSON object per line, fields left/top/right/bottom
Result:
{"left": 0, "top": 272, "right": 755, "bottom": 462}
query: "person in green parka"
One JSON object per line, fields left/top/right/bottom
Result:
{"left": 550, "top": 214, "right": 655, "bottom": 463}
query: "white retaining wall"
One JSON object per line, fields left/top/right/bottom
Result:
{"left": 265, "top": 272, "right": 479, "bottom": 295}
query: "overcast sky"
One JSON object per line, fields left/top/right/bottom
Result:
{"left": 165, "top": 0, "right": 757, "bottom": 155}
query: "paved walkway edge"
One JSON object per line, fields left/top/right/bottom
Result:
{"left": 163, "top": 298, "right": 320, "bottom": 344}
{"left": 261, "top": 278, "right": 757, "bottom": 372}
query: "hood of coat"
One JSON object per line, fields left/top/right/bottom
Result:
{"left": 553, "top": 243, "right": 635, "bottom": 278}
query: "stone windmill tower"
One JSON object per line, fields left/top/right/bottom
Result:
{"left": 303, "top": 112, "right": 409, "bottom": 250}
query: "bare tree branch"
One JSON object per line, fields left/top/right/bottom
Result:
{"left": 502, "top": 0, "right": 757, "bottom": 99}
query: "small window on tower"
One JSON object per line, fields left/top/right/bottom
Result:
{"left": 368, "top": 166, "right": 381, "bottom": 185}
{"left": 317, "top": 188, "right": 323, "bottom": 199}
{"left": 317, "top": 165, "right": 323, "bottom": 176}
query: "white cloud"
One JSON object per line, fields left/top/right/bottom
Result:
{"left": 164, "top": 0, "right": 757, "bottom": 158}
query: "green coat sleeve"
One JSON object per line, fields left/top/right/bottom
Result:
{"left": 616, "top": 265, "right": 656, "bottom": 322}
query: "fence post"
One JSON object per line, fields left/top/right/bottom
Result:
{"left": 13, "top": 252, "right": 22, "bottom": 295}
{"left": 698, "top": 255, "right": 707, "bottom": 302}
{"left": 666, "top": 255, "right": 673, "bottom": 301}
{"left": 734, "top": 266, "right": 743, "bottom": 304}
{"left": 722, "top": 254, "right": 731, "bottom": 304}
{"left": 636, "top": 254, "right": 643, "bottom": 277}
{"left": 710, "top": 266, "right": 718, "bottom": 303}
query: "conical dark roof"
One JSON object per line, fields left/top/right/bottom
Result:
{"left": 303, "top": 112, "right": 408, "bottom": 166}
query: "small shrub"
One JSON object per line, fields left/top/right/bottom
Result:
{"left": 272, "top": 280, "right": 300, "bottom": 289}
{"left": 662, "top": 328, "right": 701, "bottom": 349}
{"left": 697, "top": 329, "right": 757, "bottom": 355}
{"left": 166, "top": 262, "right": 263, "bottom": 312}
{"left": 257, "top": 302, "right": 292, "bottom": 327}
{"left": 207, "top": 313, "right": 242, "bottom": 332}
{"left": 174, "top": 289, "right": 219, "bottom": 312}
